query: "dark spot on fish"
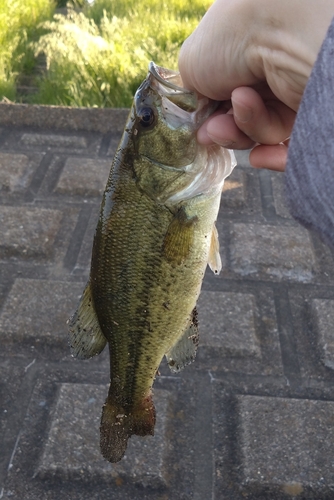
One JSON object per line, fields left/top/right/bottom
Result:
{"left": 144, "top": 320, "right": 153, "bottom": 332}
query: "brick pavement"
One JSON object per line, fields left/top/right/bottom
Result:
{"left": 0, "top": 103, "right": 334, "bottom": 499}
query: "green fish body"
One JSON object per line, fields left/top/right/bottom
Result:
{"left": 68, "top": 63, "right": 236, "bottom": 463}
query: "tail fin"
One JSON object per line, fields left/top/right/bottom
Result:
{"left": 100, "top": 391, "right": 156, "bottom": 463}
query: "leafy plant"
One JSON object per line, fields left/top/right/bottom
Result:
{"left": 0, "top": 0, "right": 54, "bottom": 101}
{"left": 33, "top": 0, "right": 211, "bottom": 107}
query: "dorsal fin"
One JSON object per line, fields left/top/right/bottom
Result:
{"left": 68, "top": 282, "right": 107, "bottom": 359}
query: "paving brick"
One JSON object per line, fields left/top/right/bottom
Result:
{"left": 311, "top": 298, "right": 334, "bottom": 370}
{"left": 107, "top": 134, "right": 122, "bottom": 156}
{"left": 36, "top": 383, "right": 170, "bottom": 488}
{"left": 4, "top": 375, "right": 195, "bottom": 499}
{"left": 197, "top": 291, "right": 260, "bottom": 357}
{"left": 196, "top": 288, "right": 283, "bottom": 376}
{"left": 0, "top": 279, "right": 83, "bottom": 348}
{"left": 2, "top": 108, "right": 334, "bottom": 500}
{"left": 271, "top": 172, "right": 293, "bottom": 219}
{"left": 0, "top": 362, "right": 29, "bottom": 469}
{"left": 286, "top": 291, "right": 334, "bottom": 381}
{"left": 230, "top": 222, "right": 316, "bottom": 282}
{"left": 20, "top": 133, "right": 88, "bottom": 149}
{"left": 221, "top": 168, "right": 246, "bottom": 208}
{"left": 0, "top": 152, "right": 43, "bottom": 193}
{"left": 55, "top": 157, "right": 110, "bottom": 197}
{"left": 218, "top": 170, "right": 263, "bottom": 221}
{"left": 0, "top": 206, "right": 63, "bottom": 259}
{"left": 236, "top": 395, "right": 334, "bottom": 494}
{"left": 73, "top": 206, "right": 99, "bottom": 275}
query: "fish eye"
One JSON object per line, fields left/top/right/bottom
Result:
{"left": 138, "top": 107, "right": 155, "bottom": 128}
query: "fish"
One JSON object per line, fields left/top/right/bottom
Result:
{"left": 68, "top": 62, "right": 236, "bottom": 463}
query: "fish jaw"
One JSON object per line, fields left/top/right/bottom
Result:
{"left": 148, "top": 61, "right": 217, "bottom": 126}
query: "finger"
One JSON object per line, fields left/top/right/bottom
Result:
{"left": 198, "top": 112, "right": 256, "bottom": 150}
{"left": 249, "top": 143, "right": 289, "bottom": 172}
{"left": 231, "top": 87, "right": 296, "bottom": 145}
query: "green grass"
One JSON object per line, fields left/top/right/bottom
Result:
{"left": 0, "top": 0, "right": 211, "bottom": 107}
{"left": 0, "top": 0, "right": 55, "bottom": 101}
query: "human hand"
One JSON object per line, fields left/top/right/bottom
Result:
{"left": 179, "top": 0, "right": 334, "bottom": 171}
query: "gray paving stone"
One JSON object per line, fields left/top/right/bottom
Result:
{"left": 0, "top": 103, "right": 129, "bottom": 134}
{"left": 2, "top": 107, "right": 334, "bottom": 500}
{"left": 4, "top": 374, "right": 195, "bottom": 499}
{"left": 107, "top": 134, "right": 122, "bottom": 156}
{"left": 236, "top": 395, "right": 334, "bottom": 493}
{"left": 197, "top": 291, "right": 260, "bottom": 357}
{"left": 0, "top": 362, "right": 29, "bottom": 468}
{"left": 230, "top": 222, "right": 316, "bottom": 282}
{"left": 286, "top": 291, "right": 334, "bottom": 381}
{"left": 311, "top": 298, "right": 334, "bottom": 370}
{"left": 36, "top": 383, "right": 170, "bottom": 488}
{"left": 55, "top": 157, "right": 110, "bottom": 197}
{"left": 20, "top": 133, "right": 88, "bottom": 149}
{"left": 0, "top": 152, "right": 43, "bottom": 193}
{"left": 0, "top": 206, "right": 63, "bottom": 259}
{"left": 0, "top": 279, "right": 83, "bottom": 347}
{"left": 73, "top": 206, "right": 99, "bottom": 275}
{"left": 272, "top": 172, "right": 293, "bottom": 219}
{"left": 221, "top": 169, "right": 246, "bottom": 208}
{"left": 196, "top": 288, "right": 283, "bottom": 376}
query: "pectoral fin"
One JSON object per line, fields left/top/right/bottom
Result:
{"left": 208, "top": 223, "right": 222, "bottom": 275}
{"left": 162, "top": 207, "right": 198, "bottom": 265}
{"left": 165, "top": 308, "right": 199, "bottom": 373}
{"left": 68, "top": 282, "right": 107, "bottom": 359}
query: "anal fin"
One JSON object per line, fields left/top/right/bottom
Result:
{"left": 68, "top": 282, "right": 107, "bottom": 359}
{"left": 165, "top": 307, "right": 199, "bottom": 373}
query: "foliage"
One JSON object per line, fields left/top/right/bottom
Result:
{"left": 0, "top": 0, "right": 54, "bottom": 101}
{"left": 32, "top": 0, "right": 211, "bottom": 107}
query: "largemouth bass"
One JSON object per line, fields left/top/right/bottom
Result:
{"left": 68, "top": 62, "right": 236, "bottom": 463}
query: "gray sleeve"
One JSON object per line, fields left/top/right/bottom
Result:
{"left": 285, "top": 17, "right": 334, "bottom": 248}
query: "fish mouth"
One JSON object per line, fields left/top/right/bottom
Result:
{"left": 148, "top": 62, "right": 192, "bottom": 95}
{"left": 148, "top": 61, "right": 217, "bottom": 126}
{"left": 148, "top": 61, "right": 198, "bottom": 113}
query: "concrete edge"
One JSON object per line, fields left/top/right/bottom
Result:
{"left": 0, "top": 103, "right": 130, "bottom": 134}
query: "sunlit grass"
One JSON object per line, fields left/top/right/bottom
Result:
{"left": 0, "top": 0, "right": 210, "bottom": 107}
{"left": 0, "top": 0, "right": 54, "bottom": 101}
{"left": 32, "top": 0, "right": 211, "bottom": 107}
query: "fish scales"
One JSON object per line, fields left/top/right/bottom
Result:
{"left": 68, "top": 62, "right": 236, "bottom": 463}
